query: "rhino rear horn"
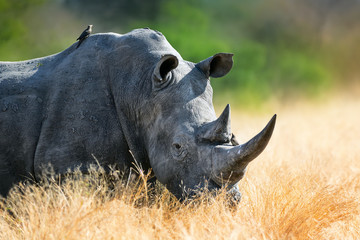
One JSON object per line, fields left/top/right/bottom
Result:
{"left": 199, "top": 104, "right": 232, "bottom": 143}
{"left": 196, "top": 53, "right": 233, "bottom": 78}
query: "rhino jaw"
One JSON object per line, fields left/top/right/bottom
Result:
{"left": 211, "top": 114, "right": 277, "bottom": 186}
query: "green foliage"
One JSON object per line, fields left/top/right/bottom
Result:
{"left": 0, "top": 0, "right": 47, "bottom": 60}
{"left": 141, "top": 1, "right": 230, "bottom": 62}
{"left": 211, "top": 41, "right": 332, "bottom": 107}
{"left": 2, "top": 0, "right": 357, "bottom": 105}
{"left": 272, "top": 51, "right": 331, "bottom": 97}
{"left": 133, "top": 0, "right": 334, "bottom": 106}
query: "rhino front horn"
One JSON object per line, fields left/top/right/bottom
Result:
{"left": 211, "top": 114, "right": 277, "bottom": 185}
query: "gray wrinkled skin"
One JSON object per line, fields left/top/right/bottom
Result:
{"left": 0, "top": 28, "right": 276, "bottom": 201}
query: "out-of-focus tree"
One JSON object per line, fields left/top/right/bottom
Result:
{"left": 0, "top": 0, "right": 47, "bottom": 60}
{"left": 58, "top": 0, "right": 360, "bottom": 104}
{"left": 1, "top": 0, "right": 359, "bottom": 103}
{"left": 63, "top": 0, "right": 162, "bottom": 28}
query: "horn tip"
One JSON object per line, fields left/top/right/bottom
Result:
{"left": 272, "top": 114, "right": 277, "bottom": 122}
{"left": 272, "top": 114, "right": 277, "bottom": 123}
{"left": 266, "top": 114, "right": 277, "bottom": 136}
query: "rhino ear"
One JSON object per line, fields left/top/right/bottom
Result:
{"left": 196, "top": 53, "right": 234, "bottom": 78}
{"left": 153, "top": 54, "right": 179, "bottom": 87}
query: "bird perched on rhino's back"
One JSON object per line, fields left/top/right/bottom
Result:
{"left": 76, "top": 25, "right": 93, "bottom": 49}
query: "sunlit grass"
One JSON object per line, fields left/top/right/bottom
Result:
{"left": 1, "top": 95, "right": 359, "bottom": 239}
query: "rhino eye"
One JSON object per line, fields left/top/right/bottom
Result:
{"left": 171, "top": 142, "right": 187, "bottom": 160}
{"left": 173, "top": 143, "right": 181, "bottom": 150}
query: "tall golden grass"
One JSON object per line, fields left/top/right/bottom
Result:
{"left": 1, "top": 95, "right": 359, "bottom": 239}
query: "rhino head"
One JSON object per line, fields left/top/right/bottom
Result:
{"left": 140, "top": 52, "right": 276, "bottom": 202}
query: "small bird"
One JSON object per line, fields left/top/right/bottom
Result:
{"left": 76, "top": 25, "right": 93, "bottom": 49}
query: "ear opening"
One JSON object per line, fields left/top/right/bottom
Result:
{"left": 196, "top": 53, "right": 234, "bottom": 78}
{"left": 153, "top": 54, "right": 179, "bottom": 84}
{"left": 160, "top": 56, "right": 178, "bottom": 79}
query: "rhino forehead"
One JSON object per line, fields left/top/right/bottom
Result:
{"left": 186, "top": 98, "right": 216, "bottom": 123}
{"left": 149, "top": 90, "right": 216, "bottom": 128}
{"left": 167, "top": 80, "right": 215, "bottom": 123}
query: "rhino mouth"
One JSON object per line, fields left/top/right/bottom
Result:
{"left": 175, "top": 178, "right": 242, "bottom": 204}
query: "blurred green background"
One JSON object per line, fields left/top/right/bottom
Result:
{"left": 1, "top": 0, "right": 359, "bottom": 107}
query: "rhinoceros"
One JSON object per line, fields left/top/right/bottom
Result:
{"left": 0, "top": 28, "right": 276, "bottom": 201}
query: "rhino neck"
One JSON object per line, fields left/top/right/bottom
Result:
{"left": 104, "top": 43, "right": 155, "bottom": 173}
{"left": 115, "top": 105, "right": 151, "bottom": 173}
